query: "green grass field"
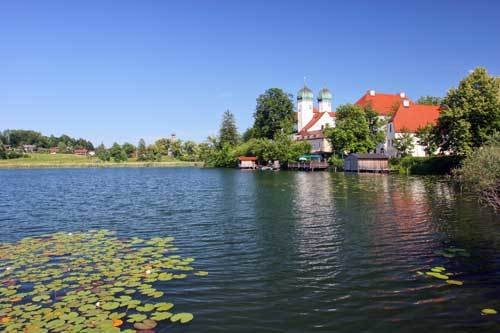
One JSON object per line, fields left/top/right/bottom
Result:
{"left": 0, "top": 153, "right": 201, "bottom": 168}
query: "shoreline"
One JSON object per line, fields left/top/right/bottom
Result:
{"left": 0, "top": 161, "right": 203, "bottom": 169}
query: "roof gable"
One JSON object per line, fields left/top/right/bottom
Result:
{"left": 299, "top": 112, "right": 335, "bottom": 134}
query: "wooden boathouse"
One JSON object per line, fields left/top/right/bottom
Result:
{"left": 344, "top": 153, "right": 389, "bottom": 173}
{"left": 238, "top": 156, "right": 258, "bottom": 169}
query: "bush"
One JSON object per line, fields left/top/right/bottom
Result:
{"left": 453, "top": 143, "right": 500, "bottom": 210}
{"left": 391, "top": 156, "right": 462, "bottom": 175}
{"left": 328, "top": 156, "right": 344, "bottom": 171}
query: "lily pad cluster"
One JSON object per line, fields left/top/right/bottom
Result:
{"left": 416, "top": 266, "right": 463, "bottom": 285}
{"left": 0, "top": 230, "right": 208, "bottom": 332}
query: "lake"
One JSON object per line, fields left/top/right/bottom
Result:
{"left": 0, "top": 168, "right": 499, "bottom": 332}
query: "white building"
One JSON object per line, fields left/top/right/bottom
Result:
{"left": 294, "top": 86, "right": 336, "bottom": 155}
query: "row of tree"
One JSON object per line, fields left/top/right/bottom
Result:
{"left": 199, "top": 89, "right": 310, "bottom": 167}
{"left": 0, "top": 129, "right": 95, "bottom": 151}
{"left": 93, "top": 137, "right": 202, "bottom": 163}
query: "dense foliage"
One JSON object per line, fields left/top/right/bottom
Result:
{"left": 200, "top": 91, "right": 311, "bottom": 168}
{"left": 434, "top": 67, "right": 500, "bottom": 155}
{"left": 252, "top": 88, "right": 295, "bottom": 139}
{"left": 0, "top": 129, "right": 94, "bottom": 151}
{"left": 453, "top": 134, "right": 500, "bottom": 210}
{"left": 390, "top": 156, "right": 462, "bottom": 175}
{"left": 324, "top": 104, "right": 384, "bottom": 156}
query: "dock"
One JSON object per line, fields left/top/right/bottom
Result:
{"left": 287, "top": 161, "right": 329, "bottom": 171}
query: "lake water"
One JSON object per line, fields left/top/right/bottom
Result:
{"left": 0, "top": 168, "right": 499, "bottom": 332}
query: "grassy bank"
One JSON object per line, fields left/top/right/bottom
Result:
{"left": 0, "top": 153, "right": 202, "bottom": 169}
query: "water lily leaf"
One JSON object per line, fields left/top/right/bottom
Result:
{"left": 425, "top": 272, "right": 449, "bottom": 280}
{"left": 446, "top": 280, "right": 463, "bottom": 286}
{"left": 481, "top": 308, "right": 497, "bottom": 315}
{"left": 136, "top": 304, "right": 155, "bottom": 312}
{"left": 133, "top": 319, "right": 157, "bottom": 330}
{"left": 171, "top": 312, "right": 193, "bottom": 324}
{"left": 155, "top": 302, "right": 174, "bottom": 311}
{"left": 101, "top": 302, "right": 120, "bottom": 311}
{"left": 151, "top": 312, "right": 172, "bottom": 321}
{"left": 127, "top": 314, "right": 147, "bottom": 323}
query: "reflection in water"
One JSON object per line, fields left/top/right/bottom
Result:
{"left": 0, "top": 169, "right": 499, "bottom": 333}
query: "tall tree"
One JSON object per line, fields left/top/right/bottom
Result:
{"left": 324, "top": 104, "right": 378, "bottom": 156}
{"left": 417, "top": 96, "right": 442, "bottom": 105}
{"left": 219, "top": 110, "right": 239, "bottom": 146}
{"left": 253, "top": 88, "right": 294, "bottom": 139}
{"left": 435, "top": 67, "right": 500, "bottom": 154}
{"left": 137, "top": 139, "right": 147, "bottom": 159}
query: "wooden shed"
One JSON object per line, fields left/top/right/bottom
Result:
{"left": 238, "top": 156, "right": 258, "bottom": 169}
{"left": 344, "top": 153, "right": 389, "bottom": 173}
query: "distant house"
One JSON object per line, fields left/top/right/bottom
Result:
{"left": 23, "top": 144, "right": 36, "bottom": 153}
{"left": 238, "top": 156, "right": 257, "bottom": 169}
{"left": 344, "top": 153, "right": 389, "bottom": 173}
{"left": 49, "top": 147, "right": 59, "bottom": 154}
{"left": 74, "top": 149, "right": 89, "bottom": 156}
{"left": 4, "top": 145, "right": 12, "bottom": 151}
{"left": 386, "top": 101, "right": 441, "bottom": 157}
{"left": 88, "top": 151, "right": 96, "bottom": 157}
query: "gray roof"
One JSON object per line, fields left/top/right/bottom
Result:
{"left": 349, "top": 153, "right": 388, "bottom": 160}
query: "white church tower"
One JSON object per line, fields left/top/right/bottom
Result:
{"left": 317, "top": 88, "right": 332, "bottom": 113}
{"left": 297, "top": 85, "right": 314, "bottom": 132}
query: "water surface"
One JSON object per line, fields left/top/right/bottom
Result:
{"left": 0, "top": 168, "right": 499, "bottom": 332}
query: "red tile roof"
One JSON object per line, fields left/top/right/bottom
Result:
{"left": 391, "top": 104, "right": 441, "bottom": 133}
{"left": 355, "top": 92, "right": 408, "bottom": 116}
{"left": 238, "top": 156, "right": 257, "bottom": 161}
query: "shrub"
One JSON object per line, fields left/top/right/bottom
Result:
{"left": 328, "top": 156, "right": 344, "bottom": 171}
{"left": 453, "top": 143, "right": 500, "bottom": 210}
{"left": 391, "top": 156, "right": 462, "bottom": 175}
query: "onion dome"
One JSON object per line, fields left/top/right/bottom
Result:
{"left": 297, "top": 86, "right": 313, "bottom": 101}
{"left": 317, "top": 88, "right": 332, "bottom": 101}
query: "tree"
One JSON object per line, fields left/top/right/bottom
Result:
{"left": 393, "top": 131, "right": 415, "bottom": 157}
{"left": 416, "top": 124, "right": 438, "bottom": 156}
{"left": 109, "top": 142, "right": 127, "bottom": 162}
{"left": 417, "top": 96, "right": 442, "bottom": 105}
{"left": 137, "top": 139, "right": 147, "bottom": 160}
{"left": 363, "top": 105, "right": 386, "bottom": 147}
{"left": 219, "top": 110, "right": 239, "bottom": 146}
{"left": 96, "top": 143, "right": 110, "bottom": 162}
{"left": 57, "top": 141, "right": 68, "bottom": 154}
{"left": 0, "top": 141, "right": 6, "bottom": 159}
{"left": 435, "top": 67, "right": 500, "bottom": 154}
{"left": 253, "top": 88, "right": 294, "bottom": 139}
{"left": 122, "top": 142, "right": 136, "bottom": 158}
{"left": 324, "top": 104, "right": 378, "bottom": 156}
{"left": 241, "top": 127, "right": 256, "bottom": 142}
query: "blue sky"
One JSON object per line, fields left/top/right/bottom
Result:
{"left": 1, "top": 0, "right": 499, "bottom": 145}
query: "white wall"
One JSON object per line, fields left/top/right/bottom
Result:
{"left": 386, "top": 123, "right": 427, "bottom": 157}
{"left": 297, "top": 99, "right": 314, "bottom": 132}
{"left": 308, "top": 113, "right": 335, "bottom": 132}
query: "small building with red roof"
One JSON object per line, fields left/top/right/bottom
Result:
{"left": 386, "top": 100, "right": 441, "bottom": 157}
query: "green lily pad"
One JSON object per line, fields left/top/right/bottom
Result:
{"left": 171, "top": 312, "right": 194, "bottom": 324}
{"left": 481, "top": 308, "right": 497, "bottom": 315}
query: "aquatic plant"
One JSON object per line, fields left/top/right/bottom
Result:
{"left": 0, "top": 230, "right": 207, "bottom": 332}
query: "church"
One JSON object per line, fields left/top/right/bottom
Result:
{"left": 294, "top": 85, "right": 336, "bottom": 156}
